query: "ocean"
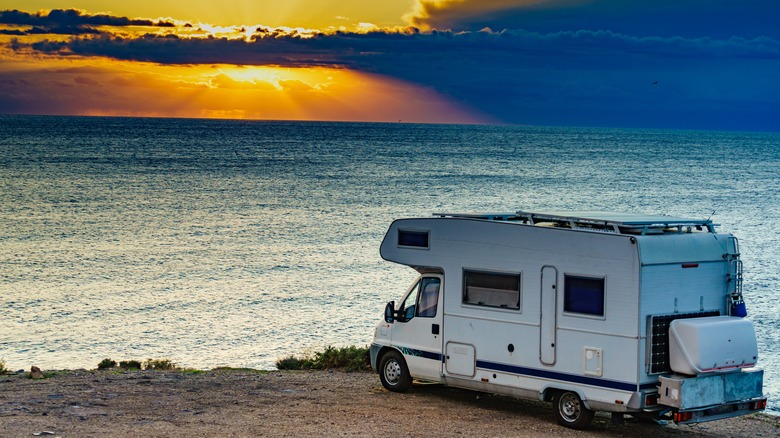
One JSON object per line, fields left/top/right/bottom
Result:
{"left": 1, "top": 115, "right": 778, "bottom": 413}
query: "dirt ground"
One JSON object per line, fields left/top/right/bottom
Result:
{"left": 0, "top": 368, "right": 777, "bottom": 437}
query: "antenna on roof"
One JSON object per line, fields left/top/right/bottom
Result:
{"left": 707, "top": 210, "right": 715, "bottom": 221}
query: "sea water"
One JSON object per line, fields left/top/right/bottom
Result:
{"left": 1, "top": 115, "right": 778, "bottom": 413}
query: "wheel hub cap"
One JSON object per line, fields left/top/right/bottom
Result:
{"left": 384, "top": 361, "right": 401, "bottom": 384}
{"left": 561, "top": 394, "right": 580, "bottom": 420}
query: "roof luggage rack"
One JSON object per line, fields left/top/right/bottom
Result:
{"left": 433, "top": 210, "right": 716, "bottom": 236}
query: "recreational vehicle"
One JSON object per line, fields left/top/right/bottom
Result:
{"left": 369, "top": 210, "right": 766, "bottom": 429}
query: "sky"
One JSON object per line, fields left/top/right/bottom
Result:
{"left": 1, "top": 0, "right": 779, "bottom": 130}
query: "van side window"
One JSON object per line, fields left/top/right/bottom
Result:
{"left": 399, "top": 277, "right": 441, "bottom": 320}
{"left": 398, "top": 229, "right": 429, "bottom": 248}
{"left": 563, "top": 275, "right": 605, "bottom": 317}
{"left": 463, "top": 270, "right": 521, "bottom": 310}
{"left": 417, "top": 277, "right": 440, "bottom": 317}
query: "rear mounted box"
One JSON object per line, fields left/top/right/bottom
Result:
{"left": 659, "top": 369, "right": 764, "bottom": 410}
{"left": 669, "top": 316, "right": 758, "bottom": 375}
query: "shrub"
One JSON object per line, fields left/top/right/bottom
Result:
{"left": 0, "top": 359, "right": 8, "bottom": 374}
{"left": 275, "top": 355, "right": 314, "bottom": 370}
{"left": 97, "top": 358, "right": 180, "bottom": 371}
{"left": 144, "top": 358, "right": 177, "bottom": 370}
{"left": 119, "top": 360, "right": 143, "bottom": 370}
{"left": 275, "top": 345, "right": 371, "bottom": 372}
{"left": 314, "top": 346, "right": 371, "bottom": 372}
{"left": 97, "top": 358, "right": 117, "bottom": 370}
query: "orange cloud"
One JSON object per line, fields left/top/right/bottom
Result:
{"left": 278, "top": 79, "right": 317, "bottom": 92}
{"left": 0, "top": 57, "right": 489, "bottom": 123}
{"left": 209, "top": 73, "right": 277, "bottom": 90}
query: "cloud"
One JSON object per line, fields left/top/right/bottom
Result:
{"left": 17, "top": 28, "right": 780, "bottom": 69}
{"left": 0, "top": 29, "right": 25, "bottom": 35}
{"left": 0, "top": 9, "right": 175, "bottom": 27}
{"left": 404, "top": 0, "right": 549, "bottom": 30}
{"left": 209, "top": 73, "right": 277, "bottom": 90}
{"left": 12, "top": 5, "right": 777, "bottom": 67}
{"left": 25, "top": 33, "right": 346, "bottom": 66}
{"left": 403, "top": 0, "right": 780, "bottom": 39}
{"left": 73, "top": 76, "right": 98, "bottom": 85}
{"left": 0, "top": 9, "right": 175, "bottom": 36}
{"left": 278, "top": 79, "right": 316, "bottom": 92}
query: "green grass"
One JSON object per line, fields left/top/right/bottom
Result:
{"left": 275, "top": 345, "right": 371, "bottom": 372}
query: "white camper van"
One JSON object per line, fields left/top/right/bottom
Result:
{"left": 370, "top": 210, "right": 766, "bottom": 429}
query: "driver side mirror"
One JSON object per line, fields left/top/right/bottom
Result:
{"left": 384, "top": 301, "right": 395, "bottom": 323}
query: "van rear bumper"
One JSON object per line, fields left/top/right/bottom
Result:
{"left": 671, "top": 398, "right": 767, "bottom": 424}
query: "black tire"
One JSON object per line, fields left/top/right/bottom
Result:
{"left": 552, "top": 391, "right": 595, "bottom": 430}
{"left": 378, "top": 350, "right": 412, "bottom": 392}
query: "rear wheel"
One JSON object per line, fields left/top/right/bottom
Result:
{"left": 378, "top": 350, "right": 412, "bottom": 392}
{"left": 553, "top": 391, "right": 595, "bottom": 430}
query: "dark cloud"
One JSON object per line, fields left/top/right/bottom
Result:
{"left": 0, "top": 9, "right": 175, "bottom": 36}
{"left": 407, "top": 0, "right": 780, "bottom": 39}
{"left": 27, "top": 25, "right": 102, "bottom": 35}
{"left": 27, "top": 33, "right": 345, "bottom": 66}
{"left": 19, "top": 28, "right": 780, "bottom": 69}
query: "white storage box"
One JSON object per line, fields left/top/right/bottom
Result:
{"left": 669, "top": 316, "right": 758, "bottom": 375}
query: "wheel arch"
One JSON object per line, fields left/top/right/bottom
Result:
{"left": 374, "top": 345, "right": 403, "bottom": 372}
{"left": 541, "top": 386, "right": 593, "bottom": 410}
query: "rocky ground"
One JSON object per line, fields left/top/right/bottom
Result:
{"left": 0, "top": 368, "right": 777, "bottom": 437}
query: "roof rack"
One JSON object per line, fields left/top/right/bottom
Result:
{"left": 433, "top": 210, "right": 716, "bottom": 235}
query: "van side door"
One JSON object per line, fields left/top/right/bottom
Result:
{"left": 540, "top": 265, "right": 558, "bottom": 365}
{"left": 390, "top": 274, "right": 444, "bottom": 382}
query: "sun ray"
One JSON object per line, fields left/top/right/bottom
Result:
{"left": 0, "top": 52, "right": 486, "bottom": 123}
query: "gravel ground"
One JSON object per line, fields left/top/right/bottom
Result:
{"left": 0, "top": 369, "right": 777, "bottom": 437}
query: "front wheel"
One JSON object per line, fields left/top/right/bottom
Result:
{"left": 553, "top": 391, "right": 595, "bottom": 430}
{"left": 378, "top": 350, "right": 412, "bottom": 392}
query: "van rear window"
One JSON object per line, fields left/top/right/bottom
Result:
{"left": 463, "top": 270, "right": 521, "bottom": 310}
{"left": 398, "top": 229, "right": 429, "bottom": 248}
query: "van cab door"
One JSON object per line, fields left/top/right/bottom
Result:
{"left": 390, "top": 274, "right": 444, "bottom": 382}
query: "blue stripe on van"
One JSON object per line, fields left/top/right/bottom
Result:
{"left": 476, "top": 360, "right": 638, "bottom": 392}
{"left": 397, "top": 346, "right": 443, "bottom": 361}
{"left": 394, "top": 347, "right": 644, "bottom": 393}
